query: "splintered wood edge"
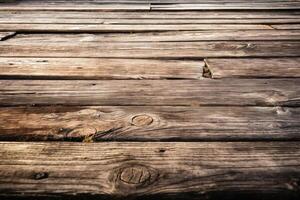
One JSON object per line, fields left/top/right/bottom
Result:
{"left": 0, "top": 32, "right": 16, "bottom": 41}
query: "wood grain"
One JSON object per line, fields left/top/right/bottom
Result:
{"left": 205, "top": 58, "right": 300, "bottom": 78}
{"left": 7, "top": 30, "right": 300, "bottom": 43}
{"left": 1, "top": 41, "right": 300, "bottom": 58}
{"left": 0, "top": 142, "right": 299, "bottom": 199}
{"left": 0, "top": 24, "right": 271, "bottom": 32}
{"left": 0, "top": 79, "right": 299, "bottom": 106}
{"left": 0, "top": 58, "right": 203, "bottom": 80}
{"left": 0, "top": 106, "right": 299, "bottom": 141}
{"left": 272, "top": 24, "right": 300, "bottom": 29}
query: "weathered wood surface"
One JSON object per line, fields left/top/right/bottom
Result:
{"left": 0, "top": 79, "right": 299, "bottom": 106}
{"left": 0, "top": 24, "right": 271, "bottom": 32}
{"left": 6, "top": 30, "right": 300, "bottom": 43}
{"left": 205, "top": 58, "right": 300, "bottom": 78}
{"left": 1, "top": 0, "right": 300, "bottom": 10}
{"left": 0, "top": 142, "right": 299, "bottom": 199}
{"left": 1, "top": 41, "right": 300, "bottom": 58}
{"left": 0, "top": 58, "right": 203, "bottom": 80}
{"left": 0, "top": 106, "right": 299, "bottom": 142}
{"left": 1, "top": 11, "right": 299, "bottom": 19}
{"left": 272, "top": 24, "right": 300, "bottom": 29}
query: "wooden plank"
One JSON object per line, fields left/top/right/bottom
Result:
{"left": 0, "top": 58, "right": 203, "bottom": 80}
{"left": 1, "top": 41, "right": 300, "bottom": 58}
{"left": 7, "top": 30, "right": 300, "bottom": 43}
{"left": 151, "top": 2, "right": 300, "bottom": 10}
{"left": 0, "top": 4, "right": 151, "bottom": 11}
{"left": 205, "top": 58, "right": 300, "bottom": 78}
{"left": 272, "top": 24, "right": 300, "bottom": 29}
{"left": 0, "top": 79, "right": 299, "bottom": 106}
{"left": 0, "top": 142, "right": 300, "bottom": 198}
{"left": 1, "top": 10, "right": 299, "bottom": 19}
{"left": 0, "top": 24, "right": 271, "bottom": 32}
{"left": 0, "top": 106, "right": 299, "bottom": 142}
{"left": 1, "top": 17, "right": 300, "bottom": 24}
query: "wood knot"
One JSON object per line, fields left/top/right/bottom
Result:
{"left": 131, "top": 114, "right": 153, "bottom": 127}
{"left": 111, "top": 164, "right": 159, "bottom": 193}
{"left": 33, "top": 172, "right": 48, "bottom": 180}
{"left": 120, "top": 166, "right": 151, "bottom": 185}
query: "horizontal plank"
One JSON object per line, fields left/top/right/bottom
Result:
{"left": 272, "top": 24, "right": 300, "bottom": 29}
{"left": 1, "top": 11, "right": 299, "bottom": 19}
{"left": 151, "top": 2, "right": 300, "bottom": 10}
{"left": 0, "top": 4, "right": 151, "bottom": 11}
{"left": 0, "top": 79, "right": 299, "bottom": 106}
{"left": 1, "top": 17, "right": 300, "bottom": 24}
{"left": 0, "top": 58, "right": 203, "bottom": 80}
{"left": 0, "top": 106, "right": 299, "bottom": 142}
{"left": 205, "top": 58, "right": 300, "bottom": 78}
{"left": 1, "top": 41, "right": 300, "bottom": 58}
{"left": 0, "top": 24, "right": 271, "bottom": 32}
{"left": 0, "top": 142, "right": 300, "bottom": 198}
{"left": 7, "top": 30, "right": 300, "bottom": 43}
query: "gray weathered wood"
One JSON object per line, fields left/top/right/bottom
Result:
{"left": 1, "top": 41, "right": 300, "bottom": 58}
{"left": 0, "top": 106, "right": 299, "bottom": 141}
{"left": 205, "top": 58, "right": 300, "bottom": 78}
{"left": 0, "top": 58, "right": 203, "bottom": 80}
{"left": 0, "top": 79, "right": 299, "bottom": 106}
{"left": 0, "top": 142, "right": 299, "bottom": 198}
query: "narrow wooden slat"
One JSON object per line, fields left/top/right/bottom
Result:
{"left": 272, "top": 24, "right": 300, "bottom": 29}
{"left": 151, "top": 2, "right": 300, "bottom": 10}
{"left": 7, "top": 30, "right": 300, "bottom": 43}
{"left": 0, "top": 79, "right": 299, "bottom": 106}
{"left": 0, "top": 142, "right": 299, "bottom": 198}
{"left": 0, "top": 24, "right": 271, "bottom": 32}
{"left": 1, "top": 10, "right": 299, "bottom": 19}
{"left": 0, "top": 58, "right": 203, "bottom": 80}
{"left": 1, "top": 17, "right": 300, "bottom": 24}
{"left": 0, "top": 106, "right": 299, "bottom": 142}
{"left": 0, "top": 4, "right": 151, "bottom": 11}
{"left": 205, "top": 58, "right": 300, "bottom": 78}
{"left": 1, "top": 41, "right": 299, "bottom": 58}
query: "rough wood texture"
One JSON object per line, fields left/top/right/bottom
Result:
{"left": 272, "top": 24, "right": 300, "bottom": 29}
{"left": 205, "top": 58, "right": 300, "bottom": 78}
{"left": 0, "top": 142, "right": 299, "bottom": 199}
{"left": 0, "top": 24, "right": 270, "bottom": 32}
{"left": 0, "top": 58, "right": 203, "bottom": 80}
{"left": 0, "top": 79, "right": 299, "bottom": 106}
{"left": 0, "top": 32, "right": 15, "bottom": 41}
{"left": 7, "top": 30, "right": 300, "bottom": 43}
{"left": 1, "top": 41, "right": 300, "bottom": 58}
{"left": 0, "top": 106, "right": 299, "bottom": 142}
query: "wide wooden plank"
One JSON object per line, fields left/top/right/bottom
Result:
{"left": 205, "top": 58, "right": 300, "bottom": 78}
{"left": 0, "top": 58, "right": 203, "bottom": 80}
{"left": 0, "top": 24, "right": 270, "bottom": 32}
{"left": 0, "top": 106, "right": 299, "bottom": 142}
{"left": 1, "top": 41, "right": 299, "bottom": 58}
{"left": 7, "top": 30, "right": 300, "bottom": 44}
{"left": 0, "top": 142, "right": 300, "bottom": 199}
{"left": 0, "top": 79, "right": 299, "bottom": 106}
